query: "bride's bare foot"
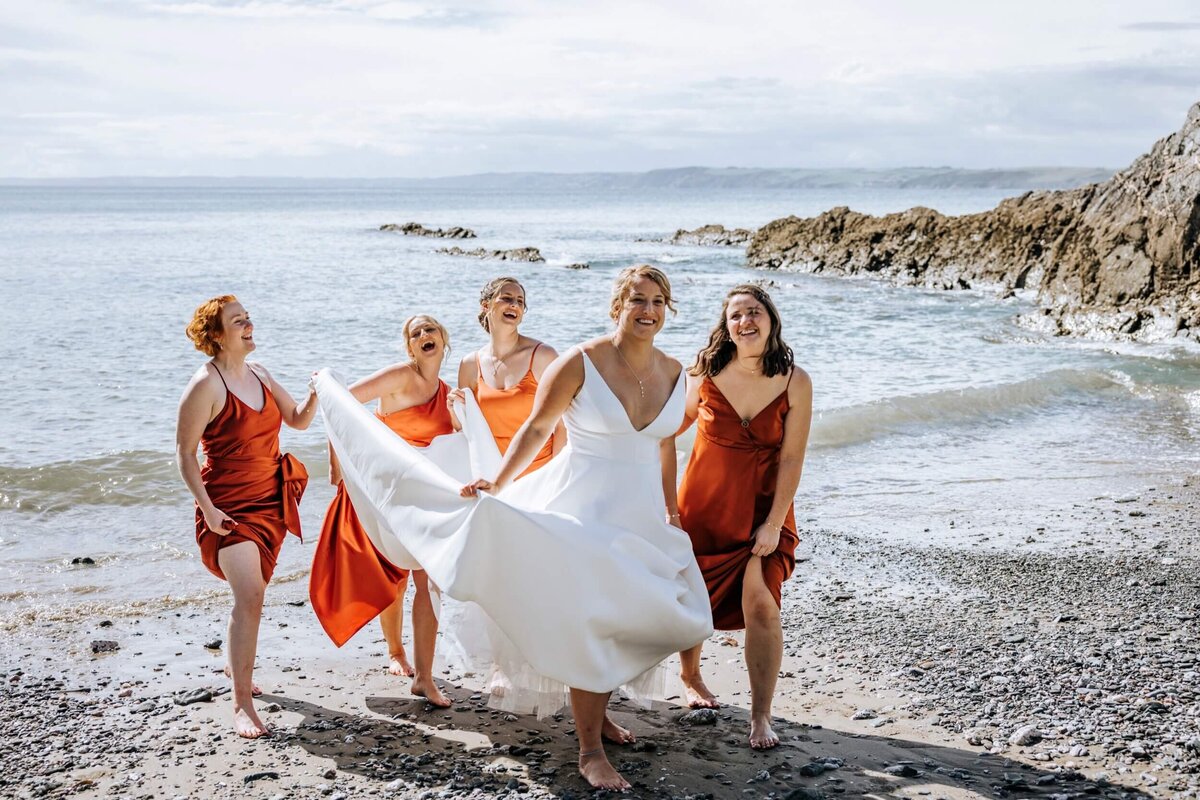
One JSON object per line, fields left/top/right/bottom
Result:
{"left": 388, "top": 651, "right": 415, "bottom": 677}
{"left": 681, "top": 675, "right": 719, "bottom": 708}
{"left": 601, "top": 713, "right": 636, "bottom": 745}
{"left": 749, "top": 714, "right": 780, "bottom": 750}
{"left": 579, "top": 747, "right": 630, "bottom": 791}
{"left": 411, "top": 677, "right": 451, "bottom": 708}
{"left": 232, "top": 703, "right": 270, "bottom": 739}
{"left": 223, "top": 665, "right": 262, "bottom": 697}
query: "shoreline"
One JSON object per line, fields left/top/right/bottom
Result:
{"left": 5, "top": 478, "right": 1197, "bottom": 798}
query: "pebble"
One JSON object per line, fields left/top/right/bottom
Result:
{"left": 679, "top": 708, "right": 718, "bottom": 726}
{"left": 850, "top": 708, "right": 875, "bottom": 720}
{"left": 172, "top": 688, "right": 213, "bottom": 706}
{"left": 90, "top": 640, "right": 119, "bottom": 654}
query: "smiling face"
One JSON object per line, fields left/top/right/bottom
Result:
{"left": 406, "top": 316, "right": 447, "bottom": 360}
{"left": 724, "top": 293, "right": 771, "bottom": 355}
{"left": 616, "top": 275, "right": 669, "bottom": 340}
{"left": 214, "top": 302, "right": 255, "bottom": 356}
{"left": 482, "top": 281, "right": 526, "bottom": 331}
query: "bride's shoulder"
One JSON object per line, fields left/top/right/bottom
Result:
{"left": 654, "top": 350, "right": 683, "bottom": 381}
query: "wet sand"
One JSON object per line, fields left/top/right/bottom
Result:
{"left": 3, "top": 478, "right": 1198, "bottom": 799}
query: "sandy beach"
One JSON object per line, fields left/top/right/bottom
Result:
{"left": 5, "top": 472, "right": 1196, "bottom": 800}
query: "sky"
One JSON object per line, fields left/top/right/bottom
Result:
{"left": 2, "top": 0, "right": 1199, "bottom": 178}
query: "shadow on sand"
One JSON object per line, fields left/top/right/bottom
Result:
{"left": 263, "top": 687, "right": 1148, "bottom": 799}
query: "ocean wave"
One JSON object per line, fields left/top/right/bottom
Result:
{"left": 810, "top": 369, "right": 1125, "bottom": 450}
{"left": 0, "top": 448, "right": 328, "bottom": 513}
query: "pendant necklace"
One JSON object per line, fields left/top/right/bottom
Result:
{"left": 611, "top": 337, "right": 648, "bottom": 400}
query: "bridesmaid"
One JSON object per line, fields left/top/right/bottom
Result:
{"left": 311, "top": 314, "right": 453, "bottom": 708}
{"left": 449, "top": 276, "right": 565, "bottom": 471}
{"left": 175, "top": 294, "right": 317, "bottom": 738}
{"left": 662, "top": 284, "right": 812, "bottom": 750}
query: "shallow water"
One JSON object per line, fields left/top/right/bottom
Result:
{"left": 1, "top": 183, "right": 1197, "bottom": 618}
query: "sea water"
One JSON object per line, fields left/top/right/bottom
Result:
{"left": 1, "top": 183, "right": 1197, "bottom": 621}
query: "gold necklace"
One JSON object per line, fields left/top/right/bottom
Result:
{"left": 486, "top": 343, "right": 521, "bottom": 381}
{"left": 734, "top": 357, "right": 762, "bottom": 375}
{"left": 611, "top": 337, "right": 649, "bottom": 400}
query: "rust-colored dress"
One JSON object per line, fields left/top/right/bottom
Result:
{"left": 475, "top": 344, "right": 556, "bottom": 477}
{"left": 195, "top": 367, "right": 308, "bottom": 584}
{"left": 310, "top": 379, "right": 454, "bottom": 646}
{"left": 677, "top": 374, "right": 798, "bottom": 630}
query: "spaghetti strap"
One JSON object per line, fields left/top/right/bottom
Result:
{"left": 527, "top": 342, "right": 542, "bottom": 373}
{"left": 475, "top": 350, "right": 484, "bottom": 377}
{"left": 211, "top": 362, "right": 230, "bottom": 389}
{"left": 785, "top": 366, "right": 794, "bottom": 389}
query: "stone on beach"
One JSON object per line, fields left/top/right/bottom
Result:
{"left": 90, "top": 640, "right": 119, "bottom": 654}
{"left": 660, "top": 223, "right": 755, "bottom": 246}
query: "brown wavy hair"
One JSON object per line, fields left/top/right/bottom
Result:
{"left": 609, "top": 264, "right": 677, "bottom": 322}
{"left": 689, "top": 284, "right": 793, "bottom": 378}
{"left": 185, "top": 294, "right": 238, "bottom": 357}
{"left": 478, "top": 276, "right": 526, "bottom": 332}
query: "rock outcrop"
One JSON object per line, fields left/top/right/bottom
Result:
{"left": 437, "top": 246, "right": 545, "bottom": 263}
{"left": 747, "top": 102, "right": 1200, "bottom": 341}
{"left": 642, "top": 224, "right": 755, "bottom": 246}
{"left": 380, "top": 222, "right": 476, "bottom": 239}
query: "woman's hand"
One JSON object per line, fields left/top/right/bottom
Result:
{"left": 202, "top": 505, "right": 237, "bottom": 535}
{"left": 750, "top": 522, "right": 781, "bottom": 557}
{"left": 666, "top": 511, "right": 683, "bottom": 530}
{"left": 460, "top": 478, "right": 498, "bottom": 498}
{"left": 447, "top": 389, "right": 465, "bottom": 431}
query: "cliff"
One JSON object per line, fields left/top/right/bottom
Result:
{"left": 746, "top": 103, "right": 1200, "bottom": 340}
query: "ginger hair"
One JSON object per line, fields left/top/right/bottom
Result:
{"left": 185, "top": 294, "right": 238, "bottom": 357}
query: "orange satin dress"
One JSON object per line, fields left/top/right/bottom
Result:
{"left": 677, "top": 374, "right": 798, "bottom": 630}
{"left": 475, "top": 344, "right": 556, "bottom": 477}
{"left": 310, "top": 379, "right": 454, "bottom": 646}
{"left": 195, "top": 368, "right": 308, "bottom": 584}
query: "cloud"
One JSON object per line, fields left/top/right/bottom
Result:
{"left": 1122, "top": 20, "right": 1200, "bottom": 31}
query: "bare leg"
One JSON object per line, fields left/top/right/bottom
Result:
{"left": 679, "top": 642, "right": 719, "bottom": 708}
{"left": 222, "top": 664, "right": 261, "bottom": 696}
{"left": 379, "top": 573, "right": 414, "bottom": 677}
{"left": 571, "top": 688, "right": 629, "bottom": 791}
{"left": 409, "top": 571, "right": 450, "bottom": 708}
{"left": 743, "top": 556, "right": 782, "bottom": 749}
{"left": 602, "top": 711, "right": 636, "bottom": 745}
{"left": 216, "top": 541, "right": 270, "bottom": 739}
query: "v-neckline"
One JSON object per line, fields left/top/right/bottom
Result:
{"left": 218, "top": 366, "right": 268, "bottom": 413}
{"left": 582, "top": 351, "right": 682, "bottom": 433}
{"left": 707, "top": 376, "right": 788, "bottom": 426}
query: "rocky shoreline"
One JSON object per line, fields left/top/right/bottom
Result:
{"left": 746, "top": 102, "right": 1200, "bottom": 343}
{"left": 380, "top": 223, "right": 477, "bottom": 239}
{"left": 436, "top": 246, "right": 546, "bottom": 263}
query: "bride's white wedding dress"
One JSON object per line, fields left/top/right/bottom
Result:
{"left": 313, "top": 351, "right": 713, "bottom": 715}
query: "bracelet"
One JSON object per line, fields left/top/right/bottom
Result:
{"left": 668, "top": 512, "right": 681, "bottom": 520}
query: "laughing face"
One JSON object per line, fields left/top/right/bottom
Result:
{"left": 215, "top": 302, "right": 255, "bottom": 355}
{"left": 617, "top": 276, "right": 668, "bottom": 339}
{"left": 725, "top": 293, "right": 771, "bottom": 355}
{"left": 483, "top": 282, "right": 526, "bottom": 330}
{"left": 407, "top": 316, "right": 446, "bottom": 359}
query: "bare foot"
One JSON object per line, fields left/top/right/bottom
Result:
{"left": 681, "top": 675, "right": 719, "bottom": 708}
{"left": 232, "top": 703, "right": 270, "bottom": 739}
{"left": 388, "top": 651, "right": 415, "bottom": 677}
{"left": 579, "top": 748, "right": 630, "bottom": 791}
{"left": 601, "top": 713, "right": 636, "bottom": 745}
{"left": 749, "top": 714, "right": 780, "bottom": 750}
{"left": 411, "top": 677, "right": 451, "bottom": 708}
{"left": 223, "top": 665, "right": 262, "bottom": 697}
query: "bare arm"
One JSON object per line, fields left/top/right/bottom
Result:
{"left": 252, "top": 363, "right": 319, "bottom": 430}
{"left": 462, "top": 350, "right": 584, "bottom": 495}
{"left": 348, "top": 363, "right": 411, "bottom": 405}
{"left": 175, "top": 369, "right": 233, "bottom": 533}
{"left": 447, "top": 356, "right": 477, "bottom": 432}
{"left": 660, "top": 374, "right": 701, "bottom": 525}
{"left": 531, "top": 344, "right": 567, "bottom": 454}
{"left": 752, "top": 368, "right": 814, "bottom": 557}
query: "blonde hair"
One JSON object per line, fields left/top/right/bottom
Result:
{"left": 478, "top": 276, "right": 526, "bottom": 332}
{"left": 402, "top": 314, "right": 451, "bottom": 359}
{"left": 185, "top": 294, "right": 238, "bottom": 357}
{"left": 609, "top": 265, "right": 677, "bottom": 322}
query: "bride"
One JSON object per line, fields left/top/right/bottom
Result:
{"left": 315, "top": 265, "right": 712, "bottom": 792}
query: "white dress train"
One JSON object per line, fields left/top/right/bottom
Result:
{"left": 313, "top": 352, "right": 713, "bottom": 715}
